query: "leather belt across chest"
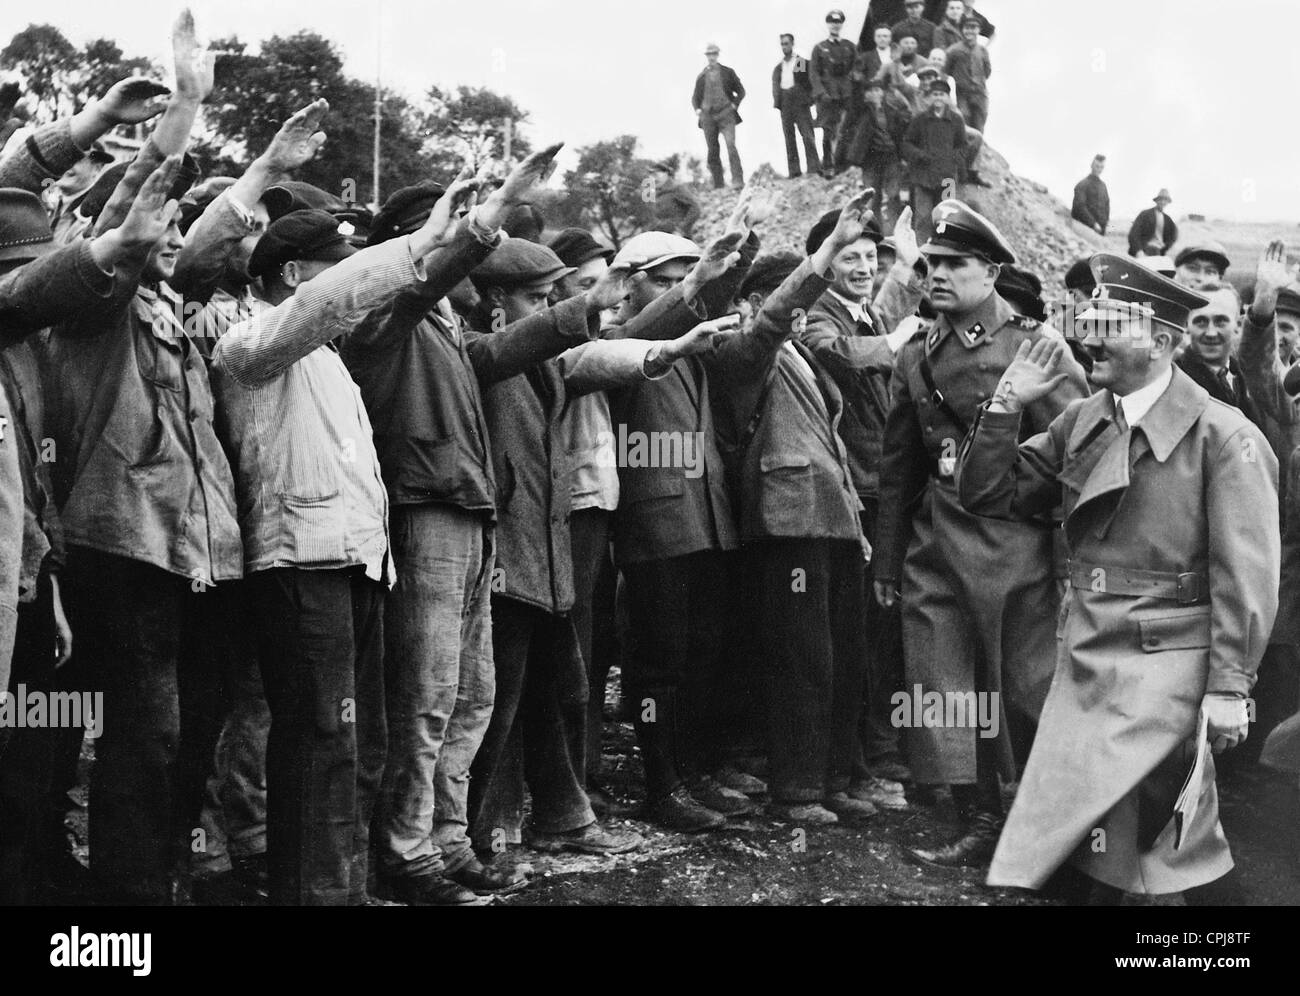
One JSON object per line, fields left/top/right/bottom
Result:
{"left": 1067, "top": 561, "right": 1208, "bottom": 604}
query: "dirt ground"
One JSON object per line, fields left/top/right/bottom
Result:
{"left": 58, "top": 696, "right": 1299, "bottom": 907}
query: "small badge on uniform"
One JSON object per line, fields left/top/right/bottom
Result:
{"left": 925, "top": 324, "right": 941, "bottom": 352}
{"left": 938, "top": 454, "right": 956, "bottom": 477}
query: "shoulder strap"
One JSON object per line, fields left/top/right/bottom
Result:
{"left": 918, "top": 348, "right": 969, "bottom": 436}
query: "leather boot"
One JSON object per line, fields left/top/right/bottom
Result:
{"left": 906, "top": 811, "right": 1002, "bottom": 869}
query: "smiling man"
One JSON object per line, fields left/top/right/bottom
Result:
{"left": 957, "top": 253, "right": 1278, "bottom": 903}
{"left": 1177, "top": 281, "right": 1265, "bottom": 431}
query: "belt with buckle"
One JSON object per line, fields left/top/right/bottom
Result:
{"left": 1067, "top": 561, "right": 1208, "bottom": 604}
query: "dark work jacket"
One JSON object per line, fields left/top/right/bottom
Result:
{"left": 1177, "top": 350, "right": 1264, "bottom": 433}
{"left": 902, "top": 103, "right": 968, "bottom": 189}
{"left": 468, "top": 302, "right": 657, "bottom": 613}
{"left": 1071, "top": 174, "right": 1110, "bottom": 232}
{"left": 692, "top": 65, "right": 745, "bottom": 123}
{"left": 341, "top": 225, "right": 593, "bottom": 515}
{"left": 799, "top": 291, "right": 895, "bottom": 500}
{"left": 771, "top": 57, "right": 815, "bottom": 107}
{"left": 1127, "top": 207, "right": 1178, "bottom": 256}
{"left": 844, "top": 99, "right": 911, "bottom": 168}
{"left": 717, "top": 258, "right": 863, "bottom": 544}
{"left": 605, "top": 234, "right": 759, "bottom": 565}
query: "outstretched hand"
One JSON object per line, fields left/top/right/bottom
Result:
{"left": 172, "top": 9, "right": 215, "bottom": 103}
{"left": 586, "top": 262, "right": 634, "bottom": 312}
{"left": 477, "top": 142, "right": 564, "bottom": 230}
{"left": 1252, "top": 240, "right": 1291, "bottom": 318}
{"left": 98, "top": 77, "right": 172, "bottom": 126}
{"left": 90, "top": 155, "right": 181, "bottom": 269}
{"left": 261, "top": 99, "right": 329, "bottom": 175}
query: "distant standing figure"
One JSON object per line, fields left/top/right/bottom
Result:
{"left": 1127, "top": 189, "right": 1178, "bottom": 257}
{"left": 772, "top": 33, "right": 821, "bottom": 178}
{"left": 891, "top": 0, "right": 935, "bottom": 55}
{"left": 944, "top": 16, "right": 990, "bottom": 133}
{"left": 692, "top": 43, "right": 746, "bottom": 189}
{"left": 1071, "top": 154, "right": 1110, "bottom": 235}
{"left": 810, "top": 10, "right": 858, "bottom": 175}
{"left": 648, "top": 159, "right": 702, "bottom": 238}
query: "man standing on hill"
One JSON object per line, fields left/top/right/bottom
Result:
{"left": 1127, "top": 189, "right": 1178, "bottom": 257}
{"left": 810, "top": 10, "right": 858, "bottom": 176}
{"left": 692, "top": 43, "right": 746, "bottom": 189}
{"left": 945, "top": 15, "right": 991, "bottom": 135}
{"left": 902, "top": 81, "right": 969, "bottom": 241}
{"left": 891, "top": 1, "right": 934, "bottom": 56}
{"left": 1071, "top": 155, "right": 1110, "bottom": 235}
{"left": 772, "top": 33, "right": 821, "bottom": 179}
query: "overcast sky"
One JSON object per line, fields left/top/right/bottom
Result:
{"left": 4, "top": 0, "right": 1297, "bottom": 223}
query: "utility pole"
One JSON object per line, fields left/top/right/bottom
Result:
{"left": 372, "top": 7, "right": 383, "bottom": 208}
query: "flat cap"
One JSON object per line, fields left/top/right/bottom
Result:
{"left": 826, "top": 9, "right": 846, "bottom": 23}
{"left": 914, "top": 61, "right": 940, "bottom": 78}
{"left": 920, "top": 199, "right": 1015, "bottom": 265}
{"left": 806, "top": 206, "right": 883, "bottom": 256}
{"left": 1277, "top": 285, "right": 1300, "bottom": 317}
{"left": 248, "top": 208, "right": 358, "bottom": 279}
{"left": 548, "top": 227, "right": 614, "bottom": 268}
{"left": 1077, "top": 252, "right": 1208, "bottom": 334}
{"left": 739, "top": 251, "right": 802, "bottom": 299}
{"left": 471, "top": 237, "right": 573, "bottom": 288}
{"left": 370, "top": 182, "right": 445, "bottom": 246}
{"left": 704, "top": 42, "right": 720, "bottom": 54}
{"left": 995, "top": 263, "right": 1046, "bottom": 321}
{"left": 0, "top": 188, "right": 54, "bottom": 264}
{"left": 1153, "top": 188, "right": 1172, "bottom": 203}
{"left": 1173, "top": 240, "right": 1230, "bottom": 274}
{"left": 612, "top": 230, "right": 701, "bottom": 271}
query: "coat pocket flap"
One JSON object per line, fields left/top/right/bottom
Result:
{"left": 622, "top": 470, "right": 686, "bottom": 503}
{"left": 1138, "top": 609, "right": 1212, "bottom": 653}
{"left": 759, "top": 453, "right": 813, "bottom": 473}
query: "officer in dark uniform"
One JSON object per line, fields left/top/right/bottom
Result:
{"left": 873, "top": 200, "right": 1089, "bottom": 867}
{"left": 810, "top": 10, "right": 858, "bottom": 176}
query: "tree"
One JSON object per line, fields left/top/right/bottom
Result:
{"left": 423, "top": 84, "right": 531, "bottom": 180}
{"left": 195, "top": 31, "right": 430, "bottom": 206}
{"left": 557, "top": 135, "right": 657, "bottom": 250}
{"left": 1, "top": 25, "right": 152, "bottom": 123}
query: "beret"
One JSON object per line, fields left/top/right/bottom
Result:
{"left": 1064, "top": 257, "right": 1096, "bottom": 292}
{"left": 262, "top": 180, "right": 345, "bottom": 222}
{"left": 806, "top": 207, "right": 883, "bottom": 256}
{"left": 370, "top": 182, "right": 445, "bottom": 246}
{"left": 739, "top": 251, "right": 803, "bottom": 298}
{"left": 247, "top": 208, "right": 357, "bottom": 279}
{"left": 995, "top": 263, "right": 1046, "bottom": 322}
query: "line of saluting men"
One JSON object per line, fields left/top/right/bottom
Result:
{"left": 0, "top": 10, "right": 1297, "bottom": 908}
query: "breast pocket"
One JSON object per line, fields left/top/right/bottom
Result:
{"left": 137, "top": 322, "right": 187, "bottom": 393}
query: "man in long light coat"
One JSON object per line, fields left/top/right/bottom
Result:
{"left": 957, "top": 253, "right": 1279, "bottom": 899}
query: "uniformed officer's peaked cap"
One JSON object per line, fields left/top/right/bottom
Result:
{"left": 1077, "top": 253, "right": 1209, "bottom": 334}
{"left": 826, "top": 9, "right": 846, "bottom": 23}
{"left": 470, "top": 237, "right": 574, "bottom": 289}
{"left": 920, "top": 199, "right": 1016, "bottom": 265}
{"left": 805, "top": 207, "right": 883, "bottom": 256}
{"left": 1277, "top": 285, "right": 1300, "bottom": 318}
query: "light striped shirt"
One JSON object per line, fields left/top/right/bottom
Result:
{"left": 211, "top": 236, "right": 427, "bottom": 585}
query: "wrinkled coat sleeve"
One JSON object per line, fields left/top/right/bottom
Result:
{"left": 1206, "top": 423, "right": 1280, "bottom": 696}
{"left": 872, "top": 263, "right": 925, "bottom": 333}
{"left": 559, "top": 338, "right": 663, "bottom": 396}
{"left": 955, "top": 403, "right": 1070, "bottom": 521}
{"left": 873, "top": 341, "right": 930, "bottom": 582}
{"left": 1238, "top": 312, "right": 1296, "bottom": 429}
{"left": 465, "top": 294, "right": 600, "bottom": 385}
{"left": 215, "top": 236, "right": 423, "bottom": 385}
{"left": 169, "top": 191, "right": 255, "bottom": 307}
{"left": 0, "top": 119, "right": 86, "bottom": 194}
{"left": 0, "top": 240, "right": 116, "bottom": 338}
{"left": 799, "top": 302, "right": 896, "bottom": 378}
